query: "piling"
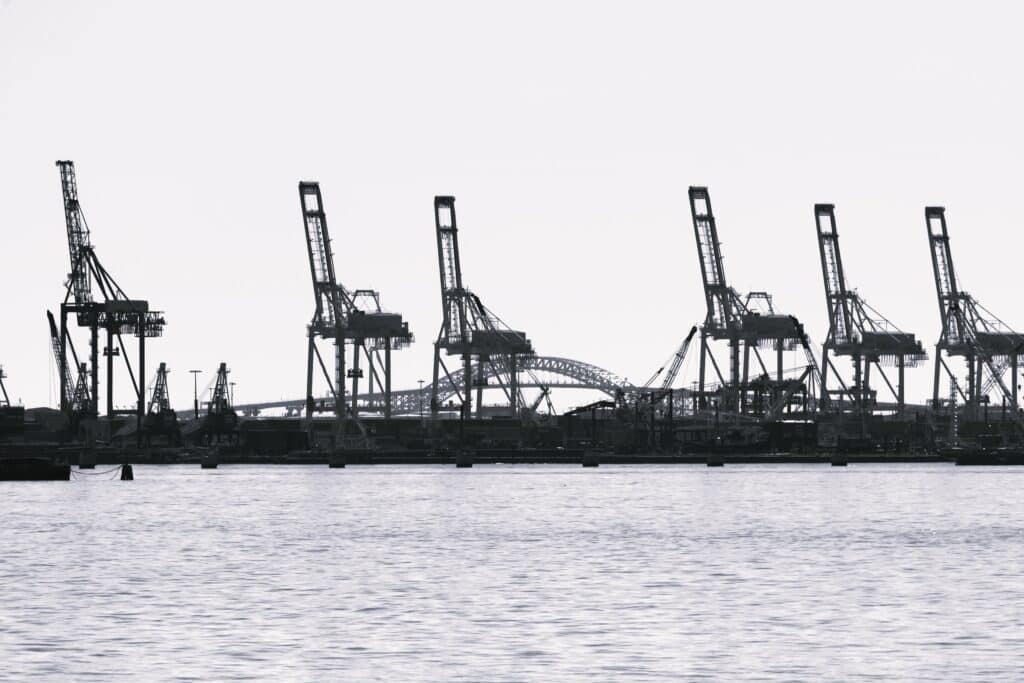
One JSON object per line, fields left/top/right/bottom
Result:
{"left": 79, "top": 450, "right": 96, "bottom": 469}
{"left": 120, "top": 464, "right": 134, "bottom": 480}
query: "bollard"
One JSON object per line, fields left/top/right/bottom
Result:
{"left": 328, "top": 453, "right": 346, "bottom": 469}
{"left": 830, "top": 455, "right": 848, "bottom": 467}
{"left": 581, "top": 452, "right": 600, "bottom": 468}
{"left": 455, "top": 451, "right": 473, "bottom": 468}
{"left": 706, "top": 453, "right": 724, "bottom": 467}
{"left": 120, "top": 464, "right": 134, "bottom": 480}
{"left": 79, "top": 450, "right": 96, "bottom": 469}
{"left": 200, "top": 454, "right": 218, "bottom": 469}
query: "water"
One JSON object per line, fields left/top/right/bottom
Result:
{"left": 2, "top": 464, "right": 1023, "bottom": 681}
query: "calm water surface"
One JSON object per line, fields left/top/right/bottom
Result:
{"left": 2, "top": 464, "right": 1023, "bottom": 681}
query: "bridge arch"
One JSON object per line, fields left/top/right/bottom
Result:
{"left": 230, "top": 356, "right": 633, "bottom": 417}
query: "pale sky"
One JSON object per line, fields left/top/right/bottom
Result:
{"left": 1, "top": 1, "right": 1022, "bottom": 410}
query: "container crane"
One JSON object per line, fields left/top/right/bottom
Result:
{"left": 688, "top": 186, "right": 816, "bottom": 418}
{"left": 299, "top": 182, "right": 412, "bottom": 439}
{"left": 927, "top": 207, "right": 1024, "bottom": 418}
{"left": 815, "top": 204, "right": 925, "bottom": 414}
{"left": 55, "top": 161, "right": 165, "bottom": 440}
{"left": 430, "top": 196, "right": 533, "bottom": 418}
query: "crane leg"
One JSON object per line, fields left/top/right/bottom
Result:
{"left": 463, "top": 355, "right": 473, "bottom": 419}
{"left": 106, "top": 327, "right": 114, "bottom": 418}
{"left": 306, "top": 334, "right": 315, "bottom": 420}
{"left": 385, "top": 343, "right": 392, "bottom": 420}
{"left": 351, "top": 342, "right": 361, "bottom": 419}
{"left": 430, "top": 344, "right": 441, "bottom": 415}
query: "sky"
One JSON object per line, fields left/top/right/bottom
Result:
{"left": 1, "top": 1, "right": 1022, "bottom": 411}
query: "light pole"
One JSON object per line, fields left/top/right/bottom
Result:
{"left": 190, "top": 370, "right": 201, "bottom": 419}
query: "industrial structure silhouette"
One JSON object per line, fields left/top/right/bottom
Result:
{"left": 3, "top": 162, "right": 1023, "bottom": 464}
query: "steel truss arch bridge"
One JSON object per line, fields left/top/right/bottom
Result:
{"left": 227, "top": 356, "right": 633, "bottom": 418}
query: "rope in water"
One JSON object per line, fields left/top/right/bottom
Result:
{"left": 70, "top": 465, "right": 124, "bottom": 478}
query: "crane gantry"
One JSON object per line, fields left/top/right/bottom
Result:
{"left": 55, "top": 161, "right": 165, "bottom": 440}
{"left": 430, "top": 196, "right": 533, "bottom": 418}
{"left": 926, "top": 207, "right": 1024, "bottom": 418}
{"left": 299, "top": 182, "right": 412, "bottom": 441}
{"left": 815, "top": 204, "right": 925, "bottom": 415}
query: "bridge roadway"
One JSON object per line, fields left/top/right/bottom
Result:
{"left": 185, "top": 356, "right": 635, "bottom": 418}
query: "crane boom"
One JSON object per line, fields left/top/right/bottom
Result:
{"left": 660, "top": 326, "right": 698, "bottom": 390}
{"left": 815, "top": 204, "right": 854, "bottom": 346}
{"left": 47, "top": 310, "right": 76, "bottom": 408}
{"left": 434, "top": 196, "right": 471, "bottom": 347}
{"left": 56, "top": 161, "right": 94, "bottom": 314}
{"left": 927, "top": 207, "right": 969, "bottom": 347}
{"left": 299, "top": 182, "right": 352, "bottom": 328}
{"left": 688, "top": 186, "right": 737, "bottom": 332}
